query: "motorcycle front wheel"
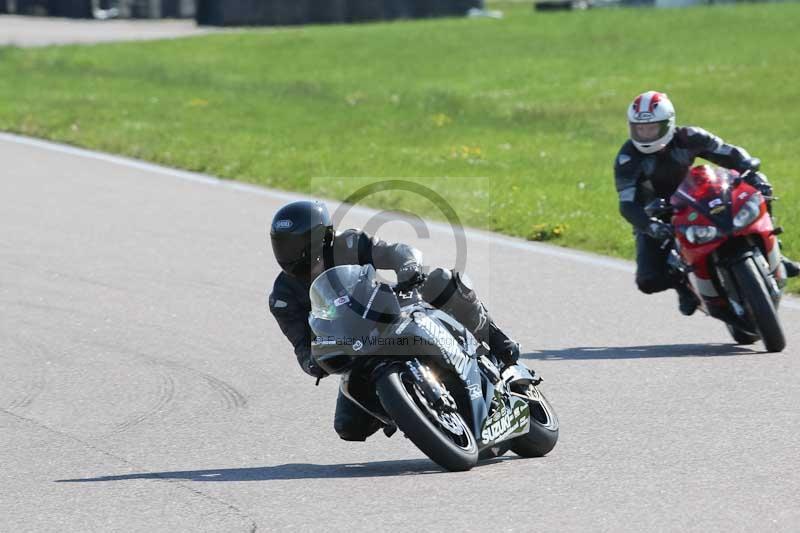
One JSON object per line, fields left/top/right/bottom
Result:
{"left": 725, "top": 323, "right": 759, "bottom": 345}
{"left": 377, "top": 367, "right": 478, "bottom": 472}
{"left": 732, "top": 258, "right": 785, "bottom": 352}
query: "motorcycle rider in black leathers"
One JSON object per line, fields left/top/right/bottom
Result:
{"left": 268, "top": 200, "right": 520, "bottom": 442}
{"left": 615, "top": 91, "right": 799, "bottom": 315}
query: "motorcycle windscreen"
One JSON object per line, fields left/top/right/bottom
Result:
{"left": 310, "top": 265, "right": 365, "bottom": 321}
{"left": 673, "top": 165, "right": 730, "bottom": 207}
{"left": 309, "top": 265, "right": 401, "bottom": 340}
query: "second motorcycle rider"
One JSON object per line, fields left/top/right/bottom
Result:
{"left": 614, "top": 90, "right": 799, "bottom": 315}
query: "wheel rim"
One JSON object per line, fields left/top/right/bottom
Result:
{"left": 523, "top": 385, "right": 559, "bottom": 431}
{"left": 403, "top": 375, "right": 475, "bottom": 451}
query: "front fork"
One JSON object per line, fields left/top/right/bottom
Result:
{"left": 403, "top": 360, "right": 458, "bottom": 413}
{"left": 714, "top": 245, "right": 782, "bottom": 326}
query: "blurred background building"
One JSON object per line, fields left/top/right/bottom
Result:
{"left": 1, "top": 0, "right": 194, "bottom": 18}
{"left": 0, "top": 0, "right": 487, "bottom": 23}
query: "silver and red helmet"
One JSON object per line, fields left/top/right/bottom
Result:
{"left": 627, "top": 91, "right": 676, "bottom": 154}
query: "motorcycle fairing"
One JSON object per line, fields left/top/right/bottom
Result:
{"left": 476, "top": 364, "right": 543, "bottom": 445}
{"left": 312, "top": 309, "right": 446, "bottom": 374}
{"left": 478, "top": 390, "right": 529, "bottom": 445}
{"left": 410, "top": 309, "right": 489, "bottom": 435}
{"left": 670, "top": 168, "right": 783, "bottom": 314}
{"left": 404, "top": 310, "right": 544, "bottom": 448}
{"left": 339, "top": 371, "right": 393, "bottom": 425}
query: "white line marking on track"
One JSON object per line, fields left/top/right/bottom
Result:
{"left": 2, "top": 131, "right": 798, "bottom": 311}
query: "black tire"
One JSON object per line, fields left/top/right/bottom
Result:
{"left": 510, "top": 385, "right": 559, "bottom": 458}
{"left": 725, "top": 323, "right": 759, "bottom": 345}
{"left": 377, "top": 368, "right": 478, "bottom": 472}
{"left": 732, "top": 258, "right": 785, "bottom": 352}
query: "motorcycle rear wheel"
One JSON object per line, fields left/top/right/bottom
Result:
{"left": 510, "top": 384, "right": 559, "bottom": 458}
{"left": 732, "top": 258, "right": 785, "bottom": 352}
{"left": 377, "top": 368, "right": 478, "bottom": 472}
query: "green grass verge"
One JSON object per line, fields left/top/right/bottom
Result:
{"left": 0, "top": 2, "right": 798, "bottom": 291}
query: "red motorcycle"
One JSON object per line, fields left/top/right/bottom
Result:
{"left": 646, "top": 165, "right": 787, "bottom": 352}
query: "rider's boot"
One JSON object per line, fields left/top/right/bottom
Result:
{"left": 485, "top": 322, "right": 520, "bottom": 367}
{"left": 776, "top": 239, "right": 799, "bottom": 278}
{"left": 782, "top": 257, "right": 800, "bottom": 278}
{"left": 768, "top": 210, "right": 798, "bottom": 278}
{"left": 465, "top": 298, "right": 520, "bottom": 367}
{"left": 676, "top": 283, "right": 699, "bottom": 316}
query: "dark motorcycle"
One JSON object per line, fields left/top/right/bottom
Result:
{"left": 309, "top": 264, "right": 559, "bottom": 472}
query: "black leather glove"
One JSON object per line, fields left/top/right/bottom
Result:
{"left": 744, "top": 171, "right": 773, "bottom": 198}
{"left": 300, "top": 354, "right": 327, "bottom": 379}
{"left": 739, "top": 157, "right": 761, "bottom": 172}
{"left": 645, "top": 219, "right": 673, "bottom": 242}
{"left": 395, "top": 265, "right": 426, "bottom": 291}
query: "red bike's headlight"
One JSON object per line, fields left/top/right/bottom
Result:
{"left": 685, "top": 225, "right": 719, "bottom": 244}
{"left": 733, "top": 193, "right": 762, "bottom": 230}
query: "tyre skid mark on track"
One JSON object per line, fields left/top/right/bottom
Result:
{"left": 3, "top": 298, "right": 91, "bottom": 318}
{"left": 0, "top": 407, "right": 258, "bottom": 532}
{"left": 85, "top": 340, "right": 247, "bottom": 436}
{"left": 43, "top": 268, "right": 130, "bottom": 293}
{"left": 107, "top": 367, "right": 176, "bottom": 435}
{"left": 158, "top": 360, "right": 248, "bottom": 411}
{"left": 7, "top": 376, "right": 46, "bottom": 410}
{"left": 122, "top": 327, "right": 250, "bottom": 411}
{"left": 5, "top": 333, "right": 49, "bottom": 412}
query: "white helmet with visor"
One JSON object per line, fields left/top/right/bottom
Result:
{"left": 628, "top": 91, "right": 676, "bottom": 154}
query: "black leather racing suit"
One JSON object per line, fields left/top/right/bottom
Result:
{"left": 614, "top": 126, "right": 761, "bottom": 294}
{"left": 269, "top": 228, "right": 494, "bottom": 442}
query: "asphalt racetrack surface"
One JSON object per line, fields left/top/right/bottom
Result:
{"left": 0, "top": 15, "right": 219, "bottom": 47}
{"left": 2, "top": 134, "right": 799, "bottom": 532}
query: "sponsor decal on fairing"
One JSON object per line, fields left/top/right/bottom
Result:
{"left": 467, "top": 383, "right": 482, "bottom": 400}
{"left": 480, "top": 395, "right": 530, "bottom": 444}
{"left": 413, "top": 312, "right": 471, "bottom": 380}
{"left": 395, "top": 315, "right": 413, "bottom": 335}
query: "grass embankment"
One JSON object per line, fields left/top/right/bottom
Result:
{"left": 1, "top": 2, "right": 798, "bottom": 290}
